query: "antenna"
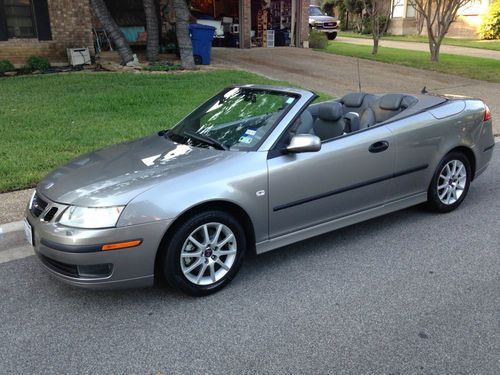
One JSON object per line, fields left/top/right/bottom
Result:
{"left": 357, "top": 59, "right": 362, "bottom": 93}
{"left": 421, "top": 86, "right": 428, "bottom": 94}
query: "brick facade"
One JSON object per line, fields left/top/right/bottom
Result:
{"left": 0, "top": 0, "right": 94, "bottom": 66}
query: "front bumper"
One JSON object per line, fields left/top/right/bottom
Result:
{"left": 26, "top": 195, "right": 172, "bottom": 290}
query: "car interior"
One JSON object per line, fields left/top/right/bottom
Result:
{"left": 291, "top": 92, "right": 419, "bottom": 141}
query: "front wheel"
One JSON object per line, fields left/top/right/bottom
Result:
{"left": 327, "top": 32, "right": 337, "bottom": 40}
{"left": 427, "top": 152, "right": 471, "bottom": 213}
{"left": 162, "top": 211, "right": 246, "bottom": 296}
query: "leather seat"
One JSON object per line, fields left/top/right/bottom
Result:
{"left": 313, "top": 102, "right": 345, "bottom": 140}
{"left": 293, "top": 109, "right": 314, "bottom": 135}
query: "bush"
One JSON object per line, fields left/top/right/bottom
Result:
{"left": 145, "top": 62, "right": 182, "bottom": 71}
{"left": 27, "top": 55, "right": 50, "bottom": 72}
{"left": 480, "top": 0, "right": 500, "bottom": 40}
{"left": 309, "top": 30, "right": 329, "bottom": 49}
{"left": 0, "top": 60, "right": 14, "bottom": 74}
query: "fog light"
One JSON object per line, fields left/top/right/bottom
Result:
{"left": 77, "top": 263, "right": 113, "bottom": 278}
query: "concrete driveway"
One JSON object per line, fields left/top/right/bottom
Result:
{"left": 0, "top": 148, "right": 498, "bottom": 374}
{"left": 212, "top": 47, "right": 500, "bottom": 135}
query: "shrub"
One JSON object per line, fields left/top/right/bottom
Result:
{"left": 145, "top": 62, "right": 182, "bottom": 71}
{"left": 27, "top": 55, "right": 50, "bottom": 72}
{"left": 309, "top": 30, "right": 329, "bottom": 49}
{"left": 0, "top": 60, "right": 14, "bottom": 74}
{"left": 480, "top": 0, "right": 500, "bottom": 40}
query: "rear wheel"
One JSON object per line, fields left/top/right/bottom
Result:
{"left": 427, "top": 152, "right": 471, "bottom": 213}
{"left": 162, "top": 211, "right": 246, "bottom": 296}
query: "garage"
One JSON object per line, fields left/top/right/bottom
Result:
{"left": 189, "top": 0, "right": 309, "bottom": 48}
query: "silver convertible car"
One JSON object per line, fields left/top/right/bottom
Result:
{"left": 26, "top": 85, "right": 495, "bottom": 296}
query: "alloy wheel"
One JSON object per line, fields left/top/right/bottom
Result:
{"left": 180, "top": 222, "right": 237, "bottom": 286}
{"left": 437, "top": 160, "right": 467, "bottom": 205}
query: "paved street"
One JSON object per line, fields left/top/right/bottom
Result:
{"left": 0, "top": 147, "right": 498, "bottom": 374}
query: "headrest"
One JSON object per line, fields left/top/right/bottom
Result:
{"left": 379, "top": 94, "right": 405, "bottom": 110}
{"left": 318, "top": 102, "right": 343, "bottom": 121}
{"left": 342, "top": 92, "right": 367, "bottom": 108}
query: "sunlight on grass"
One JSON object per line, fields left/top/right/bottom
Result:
{"left": 0, "top": 71, "right": 330, "bottom": 192}
{"left": 322, "top": 42, "right": 500, "bottom": 82}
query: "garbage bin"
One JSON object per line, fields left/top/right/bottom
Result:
{"left": 189, "top": 24, "right": 216, "bottom": 65}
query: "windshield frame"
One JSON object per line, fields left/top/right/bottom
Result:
{"left": 168, "top": 86, "right": 302, "bottom": 152}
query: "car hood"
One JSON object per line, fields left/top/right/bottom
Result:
{"left": 38, "top": 134, "right": 239, "bottom": 207}
{"left": 310, "top": 16, "right": 336, "bottom": 23}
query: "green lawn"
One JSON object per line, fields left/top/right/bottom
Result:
{"left": 340, "top": 31, "right": 500, "bottom": 52}
{"left": 0, "top": 71, "right": 330, "bottom": 192}
{"left": 322, "top": 42, "right": 500, "bottom": 82}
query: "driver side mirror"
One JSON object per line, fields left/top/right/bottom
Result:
{"left": 285, "top": 134, "right": 322, "bottom": 153}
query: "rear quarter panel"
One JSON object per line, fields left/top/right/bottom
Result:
{"left": 386, "top": 100, "right": 485, "bottom": 199}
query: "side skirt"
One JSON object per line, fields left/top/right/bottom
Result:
{"left": 255, "top": 192, "right": 428, "bottom": 254}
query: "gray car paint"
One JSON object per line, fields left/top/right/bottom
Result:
{"left": 26, "top": 85, "right": 495, "bottom": 289}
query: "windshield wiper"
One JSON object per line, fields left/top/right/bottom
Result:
{"left": 184, "top": 131, "right": 228, "bottom": 151}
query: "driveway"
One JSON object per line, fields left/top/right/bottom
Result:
{"left": 212, "top": 47, "right": 500, "bottom": 135}
{"left": 0, "top": 148, "right": 498, "bottom": 374}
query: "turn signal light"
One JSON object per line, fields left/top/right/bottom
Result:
{"left": 101, "top": 239, "right": 142, "bottom": 251}
{"left": 484, "top": 104, "right": 492, "bottom": 122}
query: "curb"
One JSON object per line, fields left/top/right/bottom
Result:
{"left": 0, "top": 221, "right": 27, "bottom": 252}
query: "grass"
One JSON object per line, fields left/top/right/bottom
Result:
{"left": 0, "top": 71, "right": 330, "bottom": 192}
{"left": 340, "top": 31, "right": 500, "bottom": 52}
{"left": 322, "top": 42, "right": 500, "bottom": 82}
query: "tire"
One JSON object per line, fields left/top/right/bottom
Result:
{"left": 162, "top": 210, "right": 246, "bottom": 296}
{"left": 427, "top": 151, "right": 471, "bottom": 213}
{"left": 327, "top": 32, "right": 337, "bottom": 40}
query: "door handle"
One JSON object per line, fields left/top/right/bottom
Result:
{"left": 369, "top": 141, "right": 389, "bottom": 153}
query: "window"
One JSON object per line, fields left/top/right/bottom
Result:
{"left": 4, "top": 0, "right": 36, "bottom": 38}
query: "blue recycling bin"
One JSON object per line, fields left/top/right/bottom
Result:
{"left": 189, "top": 24, "right": 216, "bottom": 65}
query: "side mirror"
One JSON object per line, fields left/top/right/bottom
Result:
{"left": 285, "top": 134, "right": 322, "bottom": 153}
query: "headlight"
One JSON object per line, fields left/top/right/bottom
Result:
{"left": 59, "top": 206, "right": 124, "bottom": 229}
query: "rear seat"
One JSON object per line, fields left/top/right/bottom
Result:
{"left": 359, "top": 93, "right": 418, "bottom": 129}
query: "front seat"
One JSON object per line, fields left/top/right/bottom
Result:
{"left": 313, "top": 102, "right": 345, "bottom": 141}
{"left": 293, "top": 109, "right": 314, "bottom": 135}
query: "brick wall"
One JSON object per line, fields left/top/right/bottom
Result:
{"left": 0, "top": 0, "right": 94, "bottom": 66}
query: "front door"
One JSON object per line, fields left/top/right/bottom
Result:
{"left": 267, "top": 126, "right": 396, "bottom": 238}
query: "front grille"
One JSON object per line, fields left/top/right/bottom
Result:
{"left": 322, "top": 22, "right": 337, "bottom": 28}
{"left": 39, "top": 253, "right": 79, "bottom": 278}
{"left": 30, "top": 192, "right": 48, "bottom": 217}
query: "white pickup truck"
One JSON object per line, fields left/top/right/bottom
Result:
{"left": 309, "top": 5, "right": 339, "bottom": 40}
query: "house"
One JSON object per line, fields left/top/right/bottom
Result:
{"left": 0, "top": 0, "right": 310, "bottom": 66}
{"left": 388, "top": 0, "right": 493, "bottom": 38}
{"left": 0, "top": 0, "right": 95, "bottom": 66}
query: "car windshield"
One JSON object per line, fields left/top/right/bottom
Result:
{"left": 309, "top": 7, "right": 323, "bottom": 16}
{"left": 168, "top": 87, "right": 298, "bottom": 151}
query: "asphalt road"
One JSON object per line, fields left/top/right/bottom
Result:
{"left": 1, "top": 148, "right": 499, "bottom": 374}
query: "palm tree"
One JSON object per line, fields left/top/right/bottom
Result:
{"left": 173, "top": 0, "right": 195, "bottom": 69}
{"left": 90, "top": 0, "right": 134, "bottom": 65}
{"left": 143, "top": 0, "right": 160, "bottom": 62}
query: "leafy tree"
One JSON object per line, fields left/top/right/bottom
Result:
{"left": 411, "top": 0, "right": 473, "bottom": 62}
{"left": 480, "top": 0, "right": 500, "bottom": 40}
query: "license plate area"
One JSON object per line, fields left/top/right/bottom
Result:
{"left": 24, "top": 219, "right": 34, "bottom": 246}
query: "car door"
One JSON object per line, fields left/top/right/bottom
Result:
{"left": 267, "top": 126, "right": 396, "bottom": 239}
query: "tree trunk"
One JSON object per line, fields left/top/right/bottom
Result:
{"left": 372, "top": 36, "right": 379, "bottom": 55}
{"left": 90, "top": 0, "right": 134, "bottom": 65}
{"left": 429, "top": 41, "right": 440, "bottom": 62}
{"left": 173, "top": 0, "right": 195, "bottom": 69}
{"left": 143, "top": 0, "right": 159, "bottom": 62}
